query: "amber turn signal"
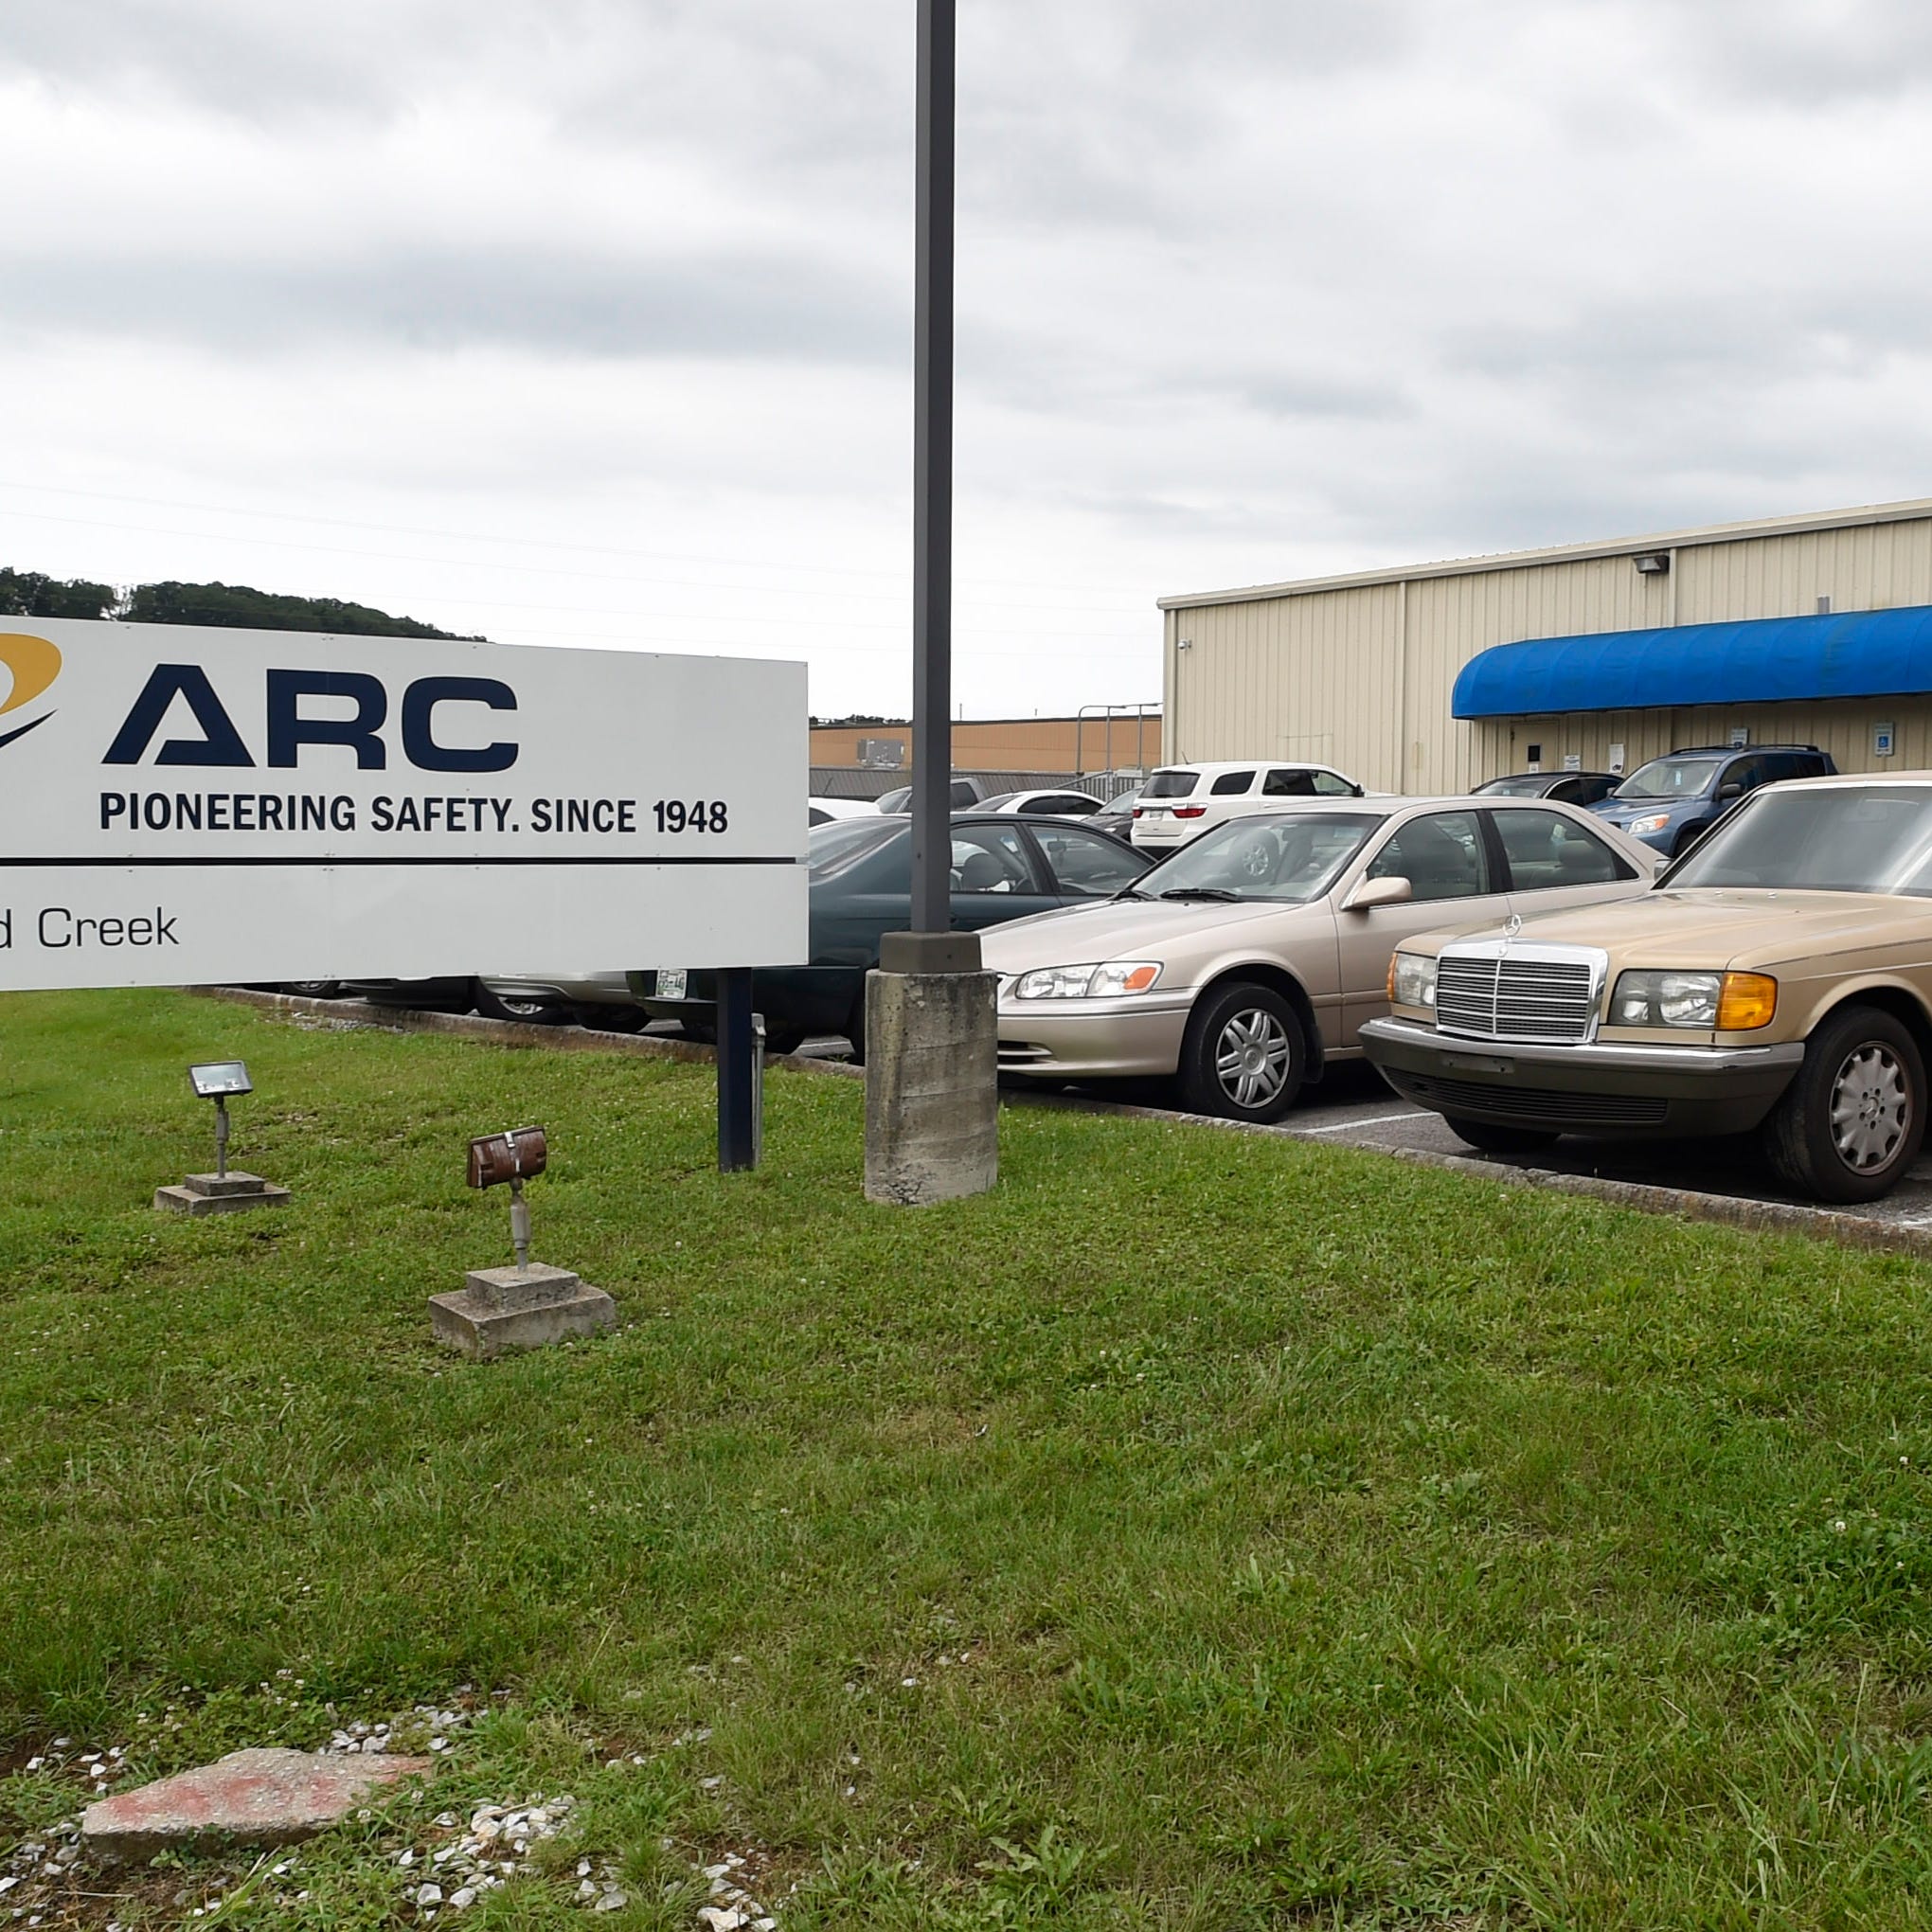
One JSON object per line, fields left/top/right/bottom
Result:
{"left": 1716, "top": 972, "right": 1778, "bottom": 1030}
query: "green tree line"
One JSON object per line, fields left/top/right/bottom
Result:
{"left": 0, "top": 567, "right": 480, "bottom": 639}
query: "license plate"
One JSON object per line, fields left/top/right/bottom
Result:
{"left": 655, "top": 969, "right": 689, "bottom": 1000}
{"left": 1443, "top": 1052, "right": 1514, "bottom": 1075}
{"left": 1143, "top": 807, "right": 1169, "bottom": 817}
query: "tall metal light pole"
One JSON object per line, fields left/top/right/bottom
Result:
{"left": 910, "top": 0, "right": 955, "bottom": 934}
{"left": 862, "top": 0, "right": 998, "bottom": 1207}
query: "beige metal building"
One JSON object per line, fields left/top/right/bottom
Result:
{"left": 1158, "top": 497, "right": 1932, "bottom": 793}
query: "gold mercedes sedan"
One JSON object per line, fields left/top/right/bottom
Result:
{"left": 1362, "top": 774, "right": 1932, "bottom": 1203}
{"left": 985, "top": 797, "right": 1659, "bottom": 1121}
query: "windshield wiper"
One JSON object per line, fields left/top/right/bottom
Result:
{"left": 1157, "top": 886, "right": 1243, "bottom": 902}
{"left": 1110, "top": 884, "right": 1150, "bottom": 901}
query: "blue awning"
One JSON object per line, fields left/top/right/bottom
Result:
{"left": 1452, "top": 602, "right": 1932, "bottom": 719}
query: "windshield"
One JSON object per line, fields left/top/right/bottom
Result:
{"left": 872, "top": 786, "right": 910, "bottom": 814}
{"left": 1142, "top": 770, "right": 1199, "bottom": 798}
{"left": 1135, "top": 811, "right": 1384, "bottom": 903}
{"left": 809, "top": 816, "right": 901, "bottom": 881}
{"left": 1476, "top": 776, "right": 1548, "bottom": 796}
{"left": 1615, "top": 755, "right": 1724, "bottom": 800}
{"left": 1666, "top": 786, "right": 1932, "bottom": 895}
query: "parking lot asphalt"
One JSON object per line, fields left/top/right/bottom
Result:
{"left": 212, "top": 992, "right": 1932, "bottom": 1250}
{"left": 796, "top": 1030, "right": 1932, "bottom": 1240}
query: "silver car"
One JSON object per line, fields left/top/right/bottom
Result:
{"left": 982, "top": 796, "right": 1658, "bottom": 1120}
{"left": 472, "top": 969, "right": 647, "bottom": 1029}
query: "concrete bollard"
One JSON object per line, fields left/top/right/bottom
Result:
{"left": 863, "top": 932, "right": 998, "bottom": 1206}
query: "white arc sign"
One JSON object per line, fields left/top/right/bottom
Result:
{"left": 0, "top": 617, "right": 808, "bottom": 991}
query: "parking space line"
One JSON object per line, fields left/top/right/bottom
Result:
{"left": 1296, "top": 1109, "right": 1425, "bottom": 1134}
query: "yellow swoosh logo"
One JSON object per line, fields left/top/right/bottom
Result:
{"left": 0, "top": 632, "right": 62, "bottom": 717}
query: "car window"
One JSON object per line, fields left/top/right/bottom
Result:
{"left": 1724, "top": 756, "right": 1770, "bottom": 795}
{"left": 1142, "top": 770, "right": 1198, "bottom": 798}
{"left": 1209, "top": 770, "right": 1256, "bottom": 796}
{"left": 1262, "top": 767, "right": 1315, "bottom": 796}
{"left": 1139, "top": 812, "right": 1384, "bottom": 903}
{"left": 1615, "top": 755, "right": 1725, "bottom": 800}
{"left": 949, "top": 822, "right": 1039, "bottom": 894}
{"left": 1574, "top": 776, "right": 1618, "bottom": 805}
{"left": 949, "top": 779, "right": 980, "bottom": 808}
{"left": 1476, "top": 776, "right": 1547, "bottom": 796}
{"left": 1670, "top": 786, "right": 1932, "bottom": 894}
{"left": 1312, "top": 769, "right": 1357, "bottom": 796}
{"left": 809, "top": 817, "right": 902, "bottom": 881}
{"left": 1367, "top": 810, "right": 1491, "bottom": 901}
{"left": 1493, "top": 808, "right": 1633, "bottom": 889}
{"left": 1024, "top": 794, "right": 1099, "bottom": 815}
{"left": 1033, "top": 826, "right": 1146, "bottom": 897}
{"left": 808, "top": 805, "right": 832, "bottom": 826}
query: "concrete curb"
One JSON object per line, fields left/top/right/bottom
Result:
{"left": 199, "top": 987, "right": 1932, "bottom": 1263}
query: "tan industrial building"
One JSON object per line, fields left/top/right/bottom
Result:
{"left": 1158, "top": 497, "right": 1932, "bottom": 794}
{"left": 810, "top": 709, "right": 1160, "bottom": 778}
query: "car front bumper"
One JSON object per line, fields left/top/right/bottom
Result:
{"left": 1358, "top": 1015, "right": 1805, "bottom": 1137}
{"left": 994, "top": 995, "right": 1194, "bottom": 1079}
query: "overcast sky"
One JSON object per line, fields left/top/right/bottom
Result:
{"left": 4, "top": 0, "right": 1931, "bottom": 722}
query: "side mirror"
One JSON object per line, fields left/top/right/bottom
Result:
{"left": 1345, "top": 874, "right": 1412, "bottom": 911}
{"left": 1715, "top": 782, "right": 1744, "bottom": 802}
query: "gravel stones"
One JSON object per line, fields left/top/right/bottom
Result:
{"left": 80, "top": 1747, "right": 434, "bottom": 1860}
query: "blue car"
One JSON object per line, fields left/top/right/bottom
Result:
{"left": 1589, "top": 743, "right": 1836, "bottom": 857}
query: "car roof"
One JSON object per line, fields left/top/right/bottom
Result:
{"left": 1662, "top": 742, "right": 1823, "bottom": 756}
{"left": 1151, "top": 758, "right": 1337, "bottom": 775}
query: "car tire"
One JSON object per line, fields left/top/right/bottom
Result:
{"left": 281, "top": 980, "right": 340, "bottom": 999}
{"left": 1672, "top": 824, "right": 1708, "bottom": 860}
{"left": 473, "top": 984, "right": 569, "bottom": 1026}
{"left": 844, "top": 994, "right": 868, "bottom": 1065}
{"left": 762, "top": 1025, "right": 807, "bottom": 1057}
{"left": 1443, "top": 1117, "right": 1561, "bottom": 1154}
{"left": 577, "top": 1005, "right": 649, "bottom": 1033}
{"left": 677, "top": 1018, "right": 718, "bottom": 1046}
{"left": 1762, "top": 1004, "right": 1926, "bottom": 1203}
{"left": 1175, "top": 980, "right": 1305, "bottom": 1122}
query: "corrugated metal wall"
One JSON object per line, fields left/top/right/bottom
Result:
{"left": 1165, "top": 509, "right": 1932, "bottom": 793}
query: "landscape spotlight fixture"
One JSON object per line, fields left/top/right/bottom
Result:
{"left": 188, "top": 1061, "right": 253, "bottom": 1178}
{"left": 431, "top": 1123, "right": 615, "bottom": 1358}
{"left": 467, "top": 1125, "right": 549, "bottom": 1270}
{"left": 1633, "top": 551, "right": 1671, "bottom": 575}
{"left": 156, "top": 1060, "right": 289, "bottom": 1215}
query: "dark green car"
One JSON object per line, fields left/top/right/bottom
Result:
{"left": 632, "top": 813, "right": 1150, "bottom": 1056}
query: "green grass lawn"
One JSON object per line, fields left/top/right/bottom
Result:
{"left": 7, "top": 990, "right": 1932, "bottom": 1928}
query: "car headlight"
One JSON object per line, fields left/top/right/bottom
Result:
{"left": 1389, "top": 950, "right": 1437, "bottom": 1010}
{"left": 1610, "top": 969, "right": 1777, "bottom": 1029}
{"left": 1011, "top": 960, "right": 1161, "bottom": 999}
{"left": 1626, "top": 813, "right": 1672, "bottom": 836}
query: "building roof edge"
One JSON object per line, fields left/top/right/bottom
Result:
{"left": 1155, "top": 496, "right": 1932, "bottom": 612}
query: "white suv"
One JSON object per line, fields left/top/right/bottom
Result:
{"left": 1130, "top": 759, "right": 1364, "bottom": 851}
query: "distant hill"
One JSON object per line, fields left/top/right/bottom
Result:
{"left": 0, "top": 567, "right": 481, "bottom": 640}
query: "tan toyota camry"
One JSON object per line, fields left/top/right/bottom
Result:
{"left": 1362, "top": 774, "right": 1932, "bottom": 1203}
{"left": 986, "top": 796, "right": 1659, "bottom": 1121}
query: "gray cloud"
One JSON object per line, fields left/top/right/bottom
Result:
{"left": 0, "top": 245, "right": 908, "bottom": 363}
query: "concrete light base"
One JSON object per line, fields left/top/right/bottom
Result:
{"left": 154, "top": 1172, "right": 292, "bottom": 1216}
{"left": 863, "top": 963, "right": 999, "bottom": 1205}
{"left": 428, "top": 1262, "right": 617, "bottom": 1359}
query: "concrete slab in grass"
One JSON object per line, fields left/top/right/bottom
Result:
{"left": 429, "top": 1262, "right": 617, "bottom": 1359}
{"left": 81, "top": 1747, "right": 433, "bottom": 1860}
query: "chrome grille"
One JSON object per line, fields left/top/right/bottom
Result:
{"left": 1435, "top": 945, "right": 1601, "bottom": 1044}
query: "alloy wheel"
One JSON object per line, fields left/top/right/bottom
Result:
{"left": 1214, "top": 1008, "right": 1293, "bottom": 1109}
{"left": 1829, "top": 1042, "right": 1911, "bottom": 1172}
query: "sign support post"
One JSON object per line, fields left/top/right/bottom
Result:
{"left": 863, "top": 0, "right": 999, "bottom": 1205}
{"left": 717, "top": 968, "right": 759, "bottom": 1172}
